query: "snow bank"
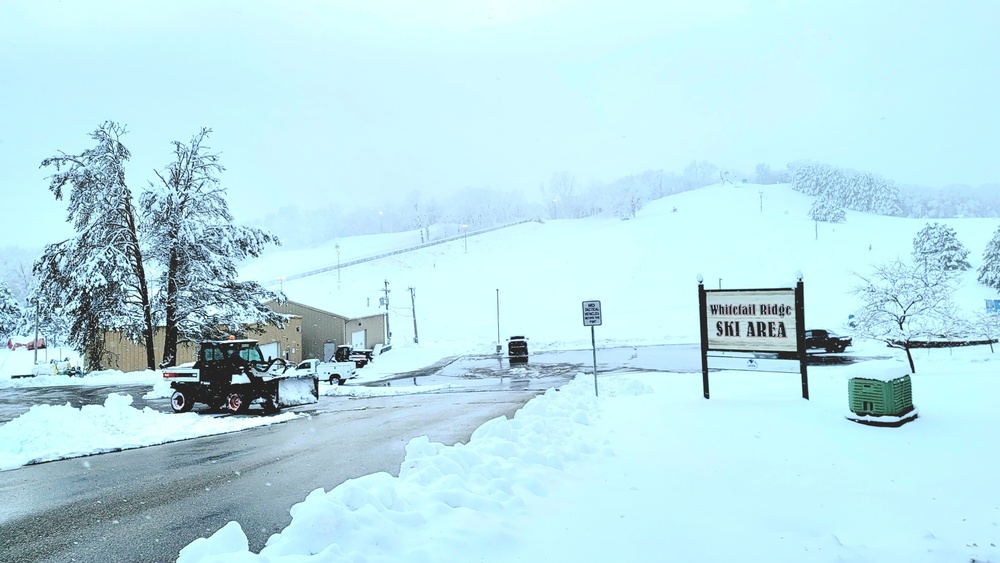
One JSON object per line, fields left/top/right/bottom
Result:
{"left": 177, "top": 373, "right": 627, "bottom": 562}
{"left": 0, "top": 393, "right": 298, "bottom": 470}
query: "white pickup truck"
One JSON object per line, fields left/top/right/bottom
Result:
{"left": 292, "top": 358, "right": 357, "bottom": 385}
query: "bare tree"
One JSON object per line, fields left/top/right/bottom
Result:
{"left": 850, "top": 258, "right": 961, "bottom": 372}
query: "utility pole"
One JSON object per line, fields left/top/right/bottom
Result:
{"left": 496, "top": 288, "right": 501, "bottom": 354}
{"left": 33, "top": 298, "right": 39, "bottom": 365}
{"left": 759, "top": 190, "right": 764, "bottom": 212}
{"left": 382, "top": 280, "right": 391, "bottom": 346}
{"left": 408, "top": 286, "right": 418, "bottom": 344}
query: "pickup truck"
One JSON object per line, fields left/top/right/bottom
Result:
{"left": 805, "top": 329, "right": 852, "bottom": 353}
{"left": 292, "top": 358, "right": 357, "bottom": 385}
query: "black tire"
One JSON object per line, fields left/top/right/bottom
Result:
{"left": 170, "top": 390, "right": 194, "bottom": 413}
{"left": 328, "top": 374, "right": 343, "bottom": 386}
{"left": 262, "top": 397, "right": 279, "bottom": 414}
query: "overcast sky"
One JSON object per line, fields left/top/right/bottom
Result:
{"left": 2, "top": 0, "right": 997, "bottom": 247}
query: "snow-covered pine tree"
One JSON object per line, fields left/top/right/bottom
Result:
{"left": 19, "top": 282, "right": 74, "bottom": 353}
{"left": 790, "top": 161, "right": 822, "bottom": 195}
{"left": 977, "top": 225, "right": 1000, "bottom": 291}
{"left": 35, "top": 121, "right": 157, "bottom": 369}
{"left": 864, "top": 172, "right": 902, "bottom": 215}
{"left": 808, "top": 191, "right": 846, "bottom": 223}
{"left": 839, "top": 170, "right": 871, "bottom": 212}
{"left": 791, "top": 161, "right": 848, "bottom": 200}
{"left": 140, "top": 128, "right": 285, "bottom": 367}
{"left": 912, "top": 222, "right": 971, "bottom": 272}
{"left": 0, "top": 281, "right": 22, "bottom": 338}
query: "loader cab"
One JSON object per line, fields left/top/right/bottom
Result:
{"left": 333, "top": 345, "right": 353, "bottom": 363}
{"left": 195, "top": 339, "right": 264, "bottom": 368}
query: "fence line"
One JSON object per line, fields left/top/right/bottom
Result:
{"left": 267, "top": 219, "right": 536, "bottom": 285}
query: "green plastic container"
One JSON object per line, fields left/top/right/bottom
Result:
{"left": 848, "top": 375, "right": 913, "bottom": 416}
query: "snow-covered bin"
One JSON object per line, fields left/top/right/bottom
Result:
{"left": 843, "top": 359, "right": 918, "bottom": 427}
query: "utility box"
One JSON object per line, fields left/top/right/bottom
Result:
{"left": 844, "top": 360, "right": 917, "bottom": 427}
{"left": 507, "top": 336, "right": 528, "bottom": 365}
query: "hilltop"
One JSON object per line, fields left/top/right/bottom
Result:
{"left": 241, "top": 183, "right": 1000, "bottom": 361}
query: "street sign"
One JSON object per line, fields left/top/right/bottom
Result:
{"left": 582, "top": 300, "right": 602, "bottom": 326}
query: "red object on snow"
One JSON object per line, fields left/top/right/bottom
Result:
{"left": 7, "top": 338, "right": 45, "bottom": 350}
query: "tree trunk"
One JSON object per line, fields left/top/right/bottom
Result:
{"left": 161, "top": 245, "right": 180, "bottom": 368}
{"left": 125, "top": 200, "right": 156, "bottom": 371}
{"left": 904, "top": 345, "right": 916, "bottom": 374}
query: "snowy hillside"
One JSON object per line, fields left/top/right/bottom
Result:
{"left": 241, "top": 183, "right": 1000, "bottom": 356}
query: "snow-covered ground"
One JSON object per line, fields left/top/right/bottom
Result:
{"left": 4, "top": 183, "right": 1000, "bottom": 562}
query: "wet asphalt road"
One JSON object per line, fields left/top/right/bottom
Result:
{"left": 0, "top": 343, "right": 874, "bottom": 424}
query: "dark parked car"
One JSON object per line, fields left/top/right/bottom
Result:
{"left": 805, "top": 329, "right": 852, "bottom": 353}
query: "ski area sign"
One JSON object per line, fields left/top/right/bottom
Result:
{"left": 697, "top": 277, "right": 808, "bottom": 400}
{"left": 705, "top": 289, "right": 797, "bottom": 353}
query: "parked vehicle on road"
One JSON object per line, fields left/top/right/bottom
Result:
{"left": 507, "top": 335, "right": 528, "bottom": 364}
{"left": 162, "top": 338, "right": 318, "bottom": 414}
{"left": 292, "top": 358, "right": 357, "bottom": 385}
{"left": 805, "top": 329, "right": 853, "bottom": 353}
{"left": 349, "top": 348, "right": 374, "bottom": 368}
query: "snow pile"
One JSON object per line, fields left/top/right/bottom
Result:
{"left": 0, "top": 393, "right": 298, "bottom": 470}
{"left": 178, "top": 374, "right": 617, "bottom": 562}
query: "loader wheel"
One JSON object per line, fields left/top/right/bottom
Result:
{"left": 170, "top": 390, "right": 194, "bottom": 413}
{"left": 226, "top": 392, "right": 250, "bottom": 414}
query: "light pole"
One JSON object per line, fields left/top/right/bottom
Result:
{"left": 335, "top": 243, "right": 341, "bottom": 286}
{"left": 277, "top": 277, "right": 285, "bottom": 292}
{"left": 462, "top": 224, "right": 468, "bottom": 253}
{"left": 553, "top": 198, "right": 558, "bottom": 220}
{"left": 378, "top": 210, "right": 383, "bottom": 233}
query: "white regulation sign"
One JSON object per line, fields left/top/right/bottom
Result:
{"left": 582, "top": 300, "right": 602, "bottom": 326}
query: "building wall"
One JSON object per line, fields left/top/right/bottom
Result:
{"left": 266, "top": 300, "right": 386, "bottom": 359}
{"left": 345, "top": 314, "right": 388, "bottom": 350}
{"left": 100, "top": 316, "right": 303, "bottom": 372}
{"left": 98, "top": 298, "right": 386, "bottom": 372}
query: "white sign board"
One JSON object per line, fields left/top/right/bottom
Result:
{"left": 705, "top": 289, "right": 797, "bottom": 352}
{"left": 582, "top": 300, "right": 602, "bottom": 326}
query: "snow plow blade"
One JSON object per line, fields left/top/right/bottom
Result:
{"left": 275, "top": 375, "right": 319, "bottom": 407}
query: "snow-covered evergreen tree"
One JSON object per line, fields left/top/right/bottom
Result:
{"left": 808, "top": 191, "right": 846, "bottom": 223}
{"left": 140, "top": 128, "right": 285, "bottom": 366}
{"left": 0, "top": 281, "right": 21, "bottom": 338}
{"left": 912, "top": 222, "right": 971, "bottom": 272}
{"left": 19, "top": 290, "right": 72, "bottom": 351}
{"left": 35, "top": 121, "right": 157, "bottom": 369}
{"left": 978, "top": 224, "right": 1000, "bottom": 291}
{"left": 861, "top": 172, "right": 902, "bottom": 215}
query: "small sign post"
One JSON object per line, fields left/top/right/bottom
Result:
{"left": 582, "top": 300, "right": 602, "bottom": 396}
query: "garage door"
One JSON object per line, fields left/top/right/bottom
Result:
{"left": 351, "top": 330, "right": 366, "bottom": 349}
{"left": 260, "top": 341, "right": 279, "bottom": 361}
